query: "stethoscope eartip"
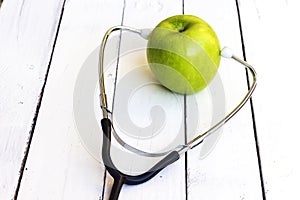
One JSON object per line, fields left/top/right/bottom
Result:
{"left": 139, "top": 28, "right": 153, "bottom": 40}
{"left": 221, "top": 46, "right": 233, "bottom": 58}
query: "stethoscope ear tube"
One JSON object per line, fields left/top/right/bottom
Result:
{"left": 184, "top": 47, "right": 257, "bottom": 151}
{"left": 99, "top": 26, "right": 257, "bottom": 157}
{"left": 99, "top": 26, "right": 257, "bottom": 199}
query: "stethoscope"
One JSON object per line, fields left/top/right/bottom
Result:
{"left": 98, "top": 25, "right": 257, "bottom": 200}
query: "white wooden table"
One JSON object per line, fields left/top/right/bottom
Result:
{"left": 1, "top": 0, "right": 300, "bottom": 199}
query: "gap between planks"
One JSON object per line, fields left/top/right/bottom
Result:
{"left": 100, "top": 0, "right": 127, "bottom": 199}
{"left": 234, "top": 0, "right": 266, "bottom": 199}
{"left": 100, "top": 1, "right": 189, "bottom": 199}
{"left": 13, "top": 0, "right": 67, "bottom": 199}
{"left": 182, "top": 3, "right": 189, "bottom": 200}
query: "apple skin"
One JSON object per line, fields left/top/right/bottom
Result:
{"left": 146, "top": 15, "right": 221, "bottom": 94}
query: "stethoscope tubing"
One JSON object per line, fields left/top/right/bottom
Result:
{"left": 98, "top": 25, "right": 257, "bottom": 200}
{"left": 101, "top": 118, "right": 180, "bottom": 200}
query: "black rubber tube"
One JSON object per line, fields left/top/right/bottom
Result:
{"left": 109, "top": 175, "right": 125, "bottom": 200}
{"left": 101, "top": 118, "right": 180, "bottom": 199}
{"left": 124, "top": 151, "right": 180, "bottom": 185}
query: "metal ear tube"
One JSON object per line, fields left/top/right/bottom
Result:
{"left": 98, "top": 26, "right": 257, "bottom": 200}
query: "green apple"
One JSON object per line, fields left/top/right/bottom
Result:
{"left": 146, "top": 15, "right": 221, "bottom": 94}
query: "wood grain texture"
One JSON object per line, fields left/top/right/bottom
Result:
{"left": 0, "top": 0, "right": 65, "bottom": 199}
{"left": 18, "top": 0, "right": 189, "bottom": 199}
{"left": 0, "top": 0, "right": 278, "bottom": 200}
{"left": 17, "top": 0, "right": 124, "bottom": 199}
{"left": 238, "top": 0, "right": 300, "bottom": 199}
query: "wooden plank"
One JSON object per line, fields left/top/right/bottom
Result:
{"left": 184, "top": 0, "right": 263, "bottom": 199}
{"left": 0, "top": 0, "right": 65, "bottom": 199}
{"left": 238, "top": 0, "right": 300, "bottom": 199}
{"left": 14, "top": 0, "right": 162, "bottom": 199}
{"left": 108, "top": 0, "right": 187, "bottom": 199}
